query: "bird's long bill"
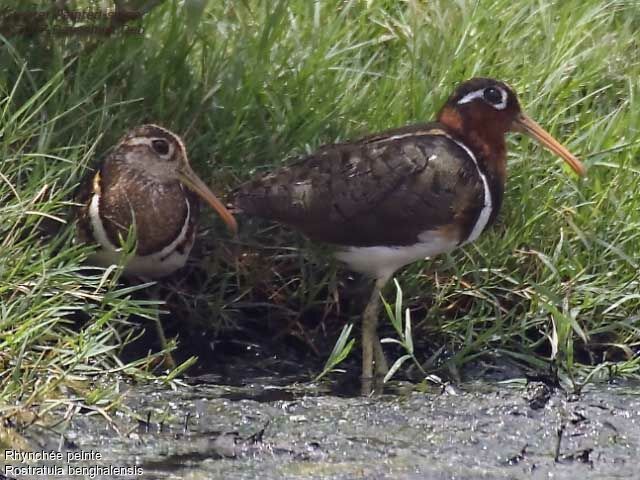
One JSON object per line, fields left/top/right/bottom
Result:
{"left": 178, "top": 167, "right": 238, "bottom": 234}
{"left": 515, "top": 114, "right": 585, "bottom": 176}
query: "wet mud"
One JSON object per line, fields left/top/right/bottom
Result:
{"left": 5, "top": 377, "right": 639, "bottom": 479}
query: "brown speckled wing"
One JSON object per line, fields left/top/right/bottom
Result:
{"left": 232, "top": 124, "right": 486, "bottom": 247}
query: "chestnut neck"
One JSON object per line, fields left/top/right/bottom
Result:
{"left": 437, "top": 105, "right": 509, "bottom": 188}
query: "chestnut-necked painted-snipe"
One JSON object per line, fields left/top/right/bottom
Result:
{"left": 232, "top": 78, "right": 585, "bottom": 393}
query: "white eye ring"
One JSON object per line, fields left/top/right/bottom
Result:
{"left": 457, "top": 87, "right": 508, "bottom": 110}
{"left": 150, "top": 138, "right": 173, "bottom": 158}
{"left": 126, "top": 137, "right": 174, "bottom": 159}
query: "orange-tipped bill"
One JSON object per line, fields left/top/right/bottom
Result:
{"left": 514, "top": 114, "right": 585, "bottom": 176}
{"left": 179, "top": 167, "right": 238, "bottom": 234}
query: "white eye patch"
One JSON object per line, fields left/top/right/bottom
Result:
{"left": 125, "top": 136, "right": 174, "bottom": 159}
{"left": 457, "top": 87, "right": 508, "bottom": 110}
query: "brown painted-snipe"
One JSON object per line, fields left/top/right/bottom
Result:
{"left": 75, "top": 124, "right": 237, "bottom": 365}
{"left": 75, "top": 124, "right": 237, "bottom": 277}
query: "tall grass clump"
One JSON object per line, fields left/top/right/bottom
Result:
{"left": 0, "top": 58, "right": 164, "bottom": 428}
{"left": 0, "top": 0, "right": 639, "bottom": 416}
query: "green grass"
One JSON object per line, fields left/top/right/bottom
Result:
{"left": 1, "top": 0, "right": 640, "bottom": 420}
{"left": 0, "top": 65, "right": 161, "bottom": 425}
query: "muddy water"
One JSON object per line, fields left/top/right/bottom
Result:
{"left": 6, "top": 377, "right": 639, "bottom": 479}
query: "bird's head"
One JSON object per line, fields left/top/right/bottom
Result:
{"left": 438, "top": 77, "right": 585, "bottom": 176}
{"left": 116, "top": 124, "right": 238, "bottom": 233}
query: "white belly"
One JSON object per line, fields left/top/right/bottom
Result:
{"left": 335, "top": 229, "right": 459, "bottom": 280}
{"left": 87, "top": 240, "right": 193, "bottom": 279}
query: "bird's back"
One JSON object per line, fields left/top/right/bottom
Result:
{"left": 232, "top": 123, "right": 487, "bottom": 248}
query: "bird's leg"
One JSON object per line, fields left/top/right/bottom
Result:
{"left": 373, "top": 332, "right": 389, "bottom": 377}
{"left": 361, "top": 274, "right": 390, "bottom": 395}
{"left": 148, "top": 283, "right": 176, "bottom": 369}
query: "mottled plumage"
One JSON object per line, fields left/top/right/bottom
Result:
{"left": 235, "top": 125, "right": 487, "bottom": 248}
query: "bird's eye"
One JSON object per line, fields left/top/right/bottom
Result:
{"left": 483, "top": 87, "right": 503, "bottom": 105}
{"left": 151, "top": 139, "right": 170, "bottom": 156}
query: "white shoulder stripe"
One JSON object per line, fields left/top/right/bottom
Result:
{"left": 368, "top": 128, "right": 448, "bottom": 145}
{"left": 449, "top": 138, "right": 492, "bottom": 244}
{"left": 88, "top": 192, "right": 118, "bottom": 251}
